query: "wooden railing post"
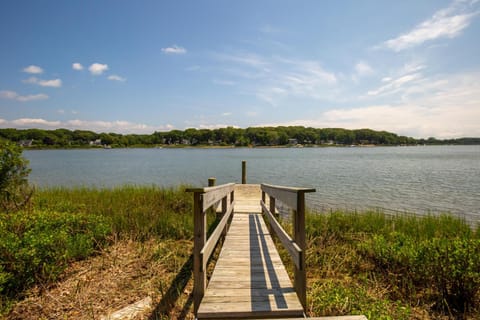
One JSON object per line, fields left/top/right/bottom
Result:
{"left": 242, "top": 160, "right": 247, "bottom": 184}
{"left": 193, "top": 192, "right": 206, "bottom": 314}
{"left": 187, "top": 182, "right": 236, "bottom": 316}
{"left": 268, "top": 195, "right": 276, "bottom": 235}
{"left": 208, "top": 177, "right": 218, "bottom": 216}
{"left": 293, "top": 192, "right": 306, "bottom": 309}
{"left": 269, "top": 195, "right": 275, "bottom": 216}
{"left": 221, "top": 195, "right": 228, "bottom": 236}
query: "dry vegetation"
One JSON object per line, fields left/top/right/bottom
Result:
{"left": 1, "top": 184, "right": 478, "bottom": 319}
{"left": 8, "top": 239, "right": 194, "bottom": 320}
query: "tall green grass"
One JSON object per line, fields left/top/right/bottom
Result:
{"left": 1, "top": 185, "right": 196, "bottom": 313}
{"left": 2, "top": 187, "right": 479, "bottom": 319}
{"left": 34, "top": 185, "right": 194, "bottom": 240}
{"left": 304, "top": 210, "right": 480, "bottom": 318}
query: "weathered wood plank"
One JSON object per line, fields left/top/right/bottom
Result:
{"left": 202, "top": 184, "right": 235, "bottom": 209}
{"left": 197, "top": 212, "right": 304, "bottom": 319}
{"left": 234, "top": 184, "right": 263, "bottom": 213}
{"left": 200, "top": 201, "right": 234, "bottom": 271}
{"left": 260, "top": 183, "right": 315, "bottom": 211}
{"left": 261, "top": 200, "right": 302, "bottom": 270}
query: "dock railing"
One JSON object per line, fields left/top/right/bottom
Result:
{"left": 186, "top": 183, "right": 236, "bottom": 314}
{"left": 260, "top": 183, "right": 316, "bottom": 309}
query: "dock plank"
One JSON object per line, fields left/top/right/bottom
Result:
{"left": 197, "top": 212, "right": 304, "bottom": 319}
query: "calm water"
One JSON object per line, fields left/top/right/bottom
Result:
{"left": 24, "top": 146, "right": 480, "bottom": 223}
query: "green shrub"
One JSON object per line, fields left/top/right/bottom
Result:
{"left": 421, "top": 238, "right": 480, "bottom": 313}
{"left": 361, "top": 233, "right": 480, "bottom": 314}
{"left": 0, "top": 210, "right": 111, "bottom": 297}
{"left": 309, "top": 280, "right": 411, "bottom": 320}
{"left": 0, "top": 141, "right": 33, "bottom": 212}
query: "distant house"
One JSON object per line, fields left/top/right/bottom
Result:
{"left": 89, "top": 139, "right": 102, "bottom": 146}
{"left": 19, "top": 139, "right": 33, "bottom": 147}
{"left": 287, "top": 138, "right": 298, "bottom": 145}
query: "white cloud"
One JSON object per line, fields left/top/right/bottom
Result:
{"left": 355, "top": 61, "right": 374, "bottom": 76}
{"left": 107, "top": 75, "right": 126, "bottom": 82}
{"left": 0, "top": 90, "right": 48, "bottom": 102}
{"left": 161, "top": 45, "right": 187, "bottom": 54}
{"left": 72, "top": 62, "right": 84, "bottom": 70}
{"left": 11, "top": 118, "right": 61, "bottom": 127}
{"left": 255, "top": 59, "right": 338, "bottom": 105}
{"left": 222, "top": 112, "right": 232, "bottom": 116}
{"left": 0, "top": 118, "right": 167, "bottom": 134}
{"left": 217, "top": 52, "right": 338, "bottom": 105}
{"left": 88, "top": 63, "right": 109, "bottom": 75}
{"left": 39, "top": 79, "right": 62, "bottom": 87}
{"left": 23, "top": 77, "right": 62, "bottom": 88}
{"left": 64, "top": 120, "right": 170, "bottom": 133}
{"left": 367, "top": 73, "right": 422, "bottom": 96}
{"left": 23, "top": 65, "right": 44, "bottom": 74}
{"left": 263, "top": 70, "right": 480, "bottom": 138}
{"left": 366, "top": 61, "right": 426, "bottom": 97}
{"left": 324, "top": 103, "right": 480, "bottom": 139}
{"left": 198, "top": 123, "right": 238, "bottom": 130}
{"left": 0, "top": 90, "right": 18, "bottom": 100}
{"left": 382, "top": 1, "right": 479, "bottom": 51}
{"left": 216, "top": 52, "right": 269, "bottom": 70}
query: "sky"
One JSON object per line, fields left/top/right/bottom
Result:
{"left": 0, "top": 0, "right": 479, "bottom": 138}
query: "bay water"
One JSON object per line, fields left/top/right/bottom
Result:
{"left": 24, "top": 146, "right": 480, "bottom": 223}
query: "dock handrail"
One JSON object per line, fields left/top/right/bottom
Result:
{"left": 260, "top": 183, "right": 316, "bottom": 309}
{"left": 186, "top": 182, "right": 235, "bottom": 314}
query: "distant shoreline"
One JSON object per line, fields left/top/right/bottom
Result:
{"left": 21, "top": 143, "right": 479, "bottom": 151}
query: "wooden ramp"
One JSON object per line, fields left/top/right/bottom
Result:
{"left": 234, "top": 184, "right": 263, "bottom": 213}
{"left": 189, "top": 179, "right": 366, "bottom": 319}
{"left": 197, "top": 211, "right": 304, "bottom": 319}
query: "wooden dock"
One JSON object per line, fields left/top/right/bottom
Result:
{"left": 197, "top": 212, "right": 304, "bottom": 318}
{"left": 187, "top": 171, "right": 366, "bottom": 320}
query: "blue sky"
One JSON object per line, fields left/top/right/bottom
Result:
{"left": 1, "top": 0, "right": 479, "bottom": 138}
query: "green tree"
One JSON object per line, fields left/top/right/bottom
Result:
{"left": 0, "top": 141, "right": 33, "bottom": 212}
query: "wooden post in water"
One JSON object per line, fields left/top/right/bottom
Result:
{"left": 242, "top": 160, "right": 247, "bottom": 184}
{"left": 208, "top": 177, "right": 216, "bottom": 187}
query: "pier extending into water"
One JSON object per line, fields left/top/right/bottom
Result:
{"left": 186, "top": 162, "right": 367, "bottom": 319}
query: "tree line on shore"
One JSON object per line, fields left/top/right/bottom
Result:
{"left": 0, "top": 126, "right": 478, "bottom": 148}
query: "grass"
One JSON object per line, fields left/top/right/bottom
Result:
{"left": 302, "top": 210, "right": 480, "bottom": 319}
{"left": 1, "top": 187, "right": 479, "bottom": 319}
{"left": 33, "top": 185, "right": 195, "bottom": 241}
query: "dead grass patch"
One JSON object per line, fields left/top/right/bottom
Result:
{"left": 6, "top": 239, "right": 195, "bottom": 320}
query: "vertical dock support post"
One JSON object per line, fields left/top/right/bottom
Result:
{"left": 293, "top": 192, "right": 307, "bottom": 309}
{"left": 193, "top": 192, "right": 206, "bottom": 314}
{"left": 242, "top": 160, "right": 247, "bottom": 184}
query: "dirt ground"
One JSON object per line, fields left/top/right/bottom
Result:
{"left": 7, "top": 239, "right": 195, "bottom": 320}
